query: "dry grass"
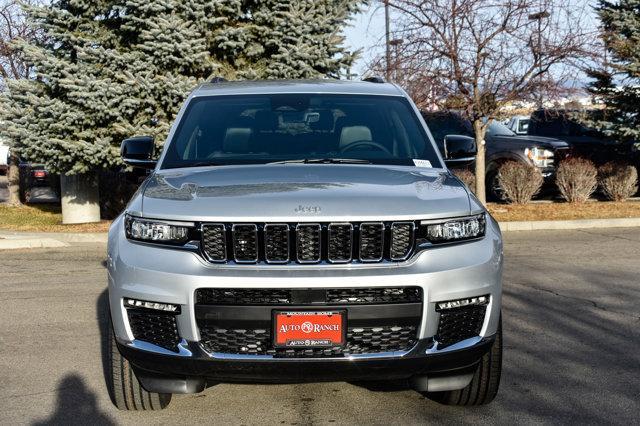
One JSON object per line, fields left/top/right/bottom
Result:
{"left": 0, "top": 204, "right": 111, "bottom": 233}
{"left": 488, "top": 201, "right": 640, "bottom": 222}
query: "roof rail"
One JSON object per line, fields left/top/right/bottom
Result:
{"left": 362, "top": 76, "right": 386, "bottom": 83}
{"left": 209, "top": 76, "right": 228, "bottom": 83}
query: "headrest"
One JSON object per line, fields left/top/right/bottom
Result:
{"left": 340, "top": 125, "right": 372, "bottom": 149}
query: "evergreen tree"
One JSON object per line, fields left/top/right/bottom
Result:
{"left": 588, "top": 0, "right": 640, "bottom": 142}
{"left": 0, "top": 0, "right": 361, "bottom": 175}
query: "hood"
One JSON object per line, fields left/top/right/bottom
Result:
{"left": 138, "top": 164, "right": 473, "bottom": 222}
{"left": 493, "top": 135, "right": 570, "bottom": 149}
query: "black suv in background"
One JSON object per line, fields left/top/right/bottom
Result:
{"left": 421, "top": 111, "right": 570, "bottom": 200}
{"left": 527, "top": 109, "right": 640, "bottom": 167}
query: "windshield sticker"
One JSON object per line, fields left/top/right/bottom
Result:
{"left": 412, "top": 159, "right": 432, "bottom": 168}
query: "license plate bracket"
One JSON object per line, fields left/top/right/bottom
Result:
{"left": 273, "top": 310, "right": 346, "bottom": 348}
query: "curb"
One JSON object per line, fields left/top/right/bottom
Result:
{"left": 0, "top": 231, "right": 106, "bottom": 250}
{"left": 0, "top": 237, "right": 68, "bottom": 250}
{"left": 1, "top": 217, "right": 640, "bottom": 248}
{"left": 499, "top": 217, "right": 640, "bottom": 232}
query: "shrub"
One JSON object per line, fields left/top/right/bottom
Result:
{"left": 598, "top": 162, "right": 638, "bottom": 202}
{"left": 497, "top": 161, "right": 543, "bottom": 204}
{"left": 453, "top": 169, "right": 475, "bottom": 193}
{"left": 98, "top": 170, "right": 140, "bottom": 219}
{"left": 555, "top": 158, "right": 598, "bottom": 203}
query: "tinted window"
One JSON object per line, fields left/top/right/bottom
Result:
{"left": 162, "top": 94, "right": 442, "bottom": 169}
{"left": 486, "top": 121, "right": 516, "bottom": 137}
{"left": 421, "top": 113, "right": 472, "bottom": 144}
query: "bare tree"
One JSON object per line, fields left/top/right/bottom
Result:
{"left": 373, "top": 0, "right": 596, "bottom": 204}
{"left": 1, "top": 0, "right": 43, "bottom": 205}
{"left": 0, "top": 0, "right": 42, "bottom": 87}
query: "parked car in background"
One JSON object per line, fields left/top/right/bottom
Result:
{"left": 18, "top": 160, "right": 59, "bottom": 203}
{"left": 507, "top": 115, "right": 530, "bottom": 135}
{"left": 527, "top": 109, "right": 640, "bottom": 167}
{"left": 0, "top": 140, "right": 9, "bottom": 175}
{"left": 421, "top": 111, "right": 570, "bottom": 200}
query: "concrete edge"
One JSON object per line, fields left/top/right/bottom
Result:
{"left": 1, "top": 217, "right": 640, "bottom": 247}
{"left": 0, "top": 238, "right": 69, "bottom": 250}
{"left": 0, "top": 231, "right": 107, "bottom": 244}
{"left": 499, "top": 217, "right": 640, "bottom": 232}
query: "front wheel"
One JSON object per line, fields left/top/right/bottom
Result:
{"left": 426, "top": 317, "right": 502, "bottom": 406}
{"left": 108, "top": 321, "right": 172, "bottom": 411}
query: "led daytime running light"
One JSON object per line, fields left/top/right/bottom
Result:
{"left": 436, "top": 295, "right": 489, "bottom": 311}
{"left": 125, "top": 298, "right": 180, "bottom": 313}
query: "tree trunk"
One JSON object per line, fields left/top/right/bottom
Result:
{"left": 60, "top": 172, "right": 101, "bottom": 224}
{"left": 473, "top": 119, "right": 487, "bottom": 205}
{"left": 7, "top": 152, "right": 21, "bottom": 206}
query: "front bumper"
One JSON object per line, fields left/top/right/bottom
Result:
{"left": 107, "top": 214, "right": 503, "bottom": 389}
{"left": 118, "top": 335, "right": 495, "bottom": 393}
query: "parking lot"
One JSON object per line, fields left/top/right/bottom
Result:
{"left": 0, "top": 228, "right": 639, "bottom": 425}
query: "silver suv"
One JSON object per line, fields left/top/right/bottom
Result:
{"left": 107, "top": 79, "right": 503, "bottom": 411}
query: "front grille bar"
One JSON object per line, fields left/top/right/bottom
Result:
{"left": 201, "top": 221, "right": 417, "bottom": 265}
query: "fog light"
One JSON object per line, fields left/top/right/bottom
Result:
{"left": 125, "top": 298, "right": 180, "bottom": 313}
{"left": 436, "top": 295, "right": 489, "bottom": 311}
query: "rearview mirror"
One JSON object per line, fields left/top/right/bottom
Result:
{"left": 121, "top": 136, "right": 157, "bottom": 169}
{"left": 443, "top": 135, "right": 476, "bottom": 167}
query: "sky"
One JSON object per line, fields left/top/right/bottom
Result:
{"left": 342, "top": 4, "right": 387, "bottom": 77}
{"left": 343, "top": 1, "right": 600, "bottom": 88}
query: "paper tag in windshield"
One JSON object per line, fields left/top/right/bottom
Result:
{"left": 413, "top": 159, "right": 432, "bottom": 168}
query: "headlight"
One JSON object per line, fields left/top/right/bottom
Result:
{"left": 124, "top": 214, "right": 193, "bottom": 244}
{"left": 422, "top": 213, "right": 486, "bottom": 243}
{"left": 525, "top": 147, "right": 554, "bottom": 167}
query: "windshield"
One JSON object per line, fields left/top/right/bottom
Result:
{"left": 161, "top": 94, "right": 442, "bottom": 169}
{"left": 486, "top": 120, "right": 516, "bottom": 137}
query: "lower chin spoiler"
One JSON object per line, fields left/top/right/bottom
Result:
{"left": 135, "top": 370, "right": 474, "bottom": 395}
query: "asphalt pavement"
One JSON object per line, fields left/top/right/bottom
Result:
{"left": 0, "top": 229, "right": 639, "bottom": 425}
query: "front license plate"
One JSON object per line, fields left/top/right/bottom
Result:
{"left": 273, "top": 310, "right": 346, "bottom": 348}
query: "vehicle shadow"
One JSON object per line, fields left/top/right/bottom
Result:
{"left": 96, "top": 286, "right": 116, "bottom": 407}
{"left": 31, "top": 374, "right": 115, "bottom": 426}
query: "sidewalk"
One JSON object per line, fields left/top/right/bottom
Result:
{"left": 0, "top": 230, "right": 106, "bottom": 250}
{"left": 2, "top": 216, "right": 640, "bottom": 250}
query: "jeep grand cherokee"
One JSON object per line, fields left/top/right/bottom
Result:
{"left": 107, "top": 79, "right": 503, "bottom": 411}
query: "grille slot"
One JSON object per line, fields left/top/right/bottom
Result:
{"left": 199, "top": 324, "right": 418, "bottom": 357}
{"left": 296, "top": 224, "right": 321, "bottom": 263}
{"left": 196, "top": 288, "right": 293, "bottom": 305}
{"left": 359, "top": 222, "right": 384, "bottom": 261}
{"left": 195, "top": 287, "right": 422, "bottom": 305}
{"left": 328, "top": 223, "right": 353, "bottom": 263}
{"left": 435, "top": 304, "right": 487, "bottom": 349}
{"left": 326, "top": 287, "right": 422, "bottom": 304}
{"left": 202, "top": 224, "right": 226, "bottom": 261}
{"left": 232, "top": 224, "right": 258, "bottom": 262}
{"left": 127, "top": 309, "right": 180, "bottom": 352}
{"left": 264, "top": 224, "right": 289, "bottom": 263}
{"left": 390, "top": 222, "right": 415, "bottom": 260}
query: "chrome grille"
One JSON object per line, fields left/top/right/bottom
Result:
{"left": 202, "top": 224, "right": 226, "bottom": 262}
{"left": 200, "top": 221, "right": 417, "bottom": 264}
{"left": 390, "top": 222, "right": 414, "bottom": 260}
{"left": 328, "top": 223, "right": 353, "bottom": 263}
{"left": 264, "top": 224, "right": 289, "bottom": 263}
{"left": 232, "top": 224, "right": 258, "bottom": 262}
{"left": 359, "top": 222, "right": 384, "bottom": 261}
{"left": 296, "top": 224, "right": 321, "bottom": 263}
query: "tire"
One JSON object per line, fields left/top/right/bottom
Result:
{"left": 108, "top": 321, "right": 172, "bottom": 411}
{"left": 427, "top": 317, "right": 502, "bottom": 406}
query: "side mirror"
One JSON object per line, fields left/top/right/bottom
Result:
{"left": 443, "top": 135, "right": 476, "bottom": 167}
{"left": 121, "top": 136, "right": 157, "bottom": 169}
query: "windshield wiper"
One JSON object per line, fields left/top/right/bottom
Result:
{"left": 267, "top": 158, "right": 372, "bottom": 165}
